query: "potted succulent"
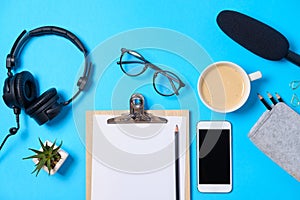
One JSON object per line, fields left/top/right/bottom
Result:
{"left": 23, "top": 138, "right": 68, "bottom": 176}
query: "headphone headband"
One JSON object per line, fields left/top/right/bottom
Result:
{"left": 6, "top": 26, "right": 92, "bottom": 105}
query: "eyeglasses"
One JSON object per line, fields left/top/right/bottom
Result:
{"left": 117, "top": 48, "right": 185, "bottom": 96}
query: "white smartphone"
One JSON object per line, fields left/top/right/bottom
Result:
{"left": 197, "top": 121, "right": 232, "bottom": 193}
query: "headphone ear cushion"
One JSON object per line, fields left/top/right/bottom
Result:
{"left": 25, "top": 88, "right": 62, "bottom": 125}
{"left": 14, "top": 71, "right": 38, "bottom": 109}
{"left": 3, "top": 76, "right": 15, "bottom": 108}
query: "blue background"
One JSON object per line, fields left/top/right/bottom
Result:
{"left": 1, "top": 0, "right": 300, "bottom": 199}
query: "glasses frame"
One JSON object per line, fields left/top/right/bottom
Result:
{"left": 117, "top": 48, "right": 185, "bottom": 96}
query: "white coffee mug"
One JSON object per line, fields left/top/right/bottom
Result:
{"left": 198, "top": 61, "right": 262, "bottom": 113}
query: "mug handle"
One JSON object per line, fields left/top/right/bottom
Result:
{"left": 248, "top": 71, "right": 262, "bottom": 81}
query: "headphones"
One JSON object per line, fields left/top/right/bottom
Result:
{"left": 0, "top": 26, "right": 92, "bottom": 151}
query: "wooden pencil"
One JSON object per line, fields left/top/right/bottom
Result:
{"left": 257, "top": 93, "right": 272, "bottom": 110}
{"left": 267, "top": 92, "right": 277, "bottom": 105}
{"left": 275, "top": 92, "right": 284, "bottom": 103}
{"left": 175, "top": 125, "right": 180, "bottom": 200}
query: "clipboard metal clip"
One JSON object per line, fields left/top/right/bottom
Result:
{"left": 107, "top": 93, "right": 168, "bottom": 124}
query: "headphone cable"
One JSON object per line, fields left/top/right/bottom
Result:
{"left": 0, "top": 108, "right": 20, "bottom": 151}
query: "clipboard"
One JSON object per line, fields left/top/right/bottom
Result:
{"left": 86, "top": 94, "right": 190, "bottom": 200}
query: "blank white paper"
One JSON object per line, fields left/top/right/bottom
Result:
{"left": 91, "top": 115, "right": 187, "bottom": 200}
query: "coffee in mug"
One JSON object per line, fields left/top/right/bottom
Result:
{"left": 198, "top": 61, "right": 262, "bottom": 113}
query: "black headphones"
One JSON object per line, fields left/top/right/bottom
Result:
{"left": 0, "top": 26, "right": 92, "bottom": 151}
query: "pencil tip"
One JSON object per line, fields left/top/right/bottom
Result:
{"left": 175, "top": 125, "right": 179, "bottom": 133}
{"left": 257, "top": 93, "right": 262, "bottom": 99}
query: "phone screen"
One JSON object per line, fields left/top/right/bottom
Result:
{"left": 198, "top": 129, "right": 230, "bottom": 184}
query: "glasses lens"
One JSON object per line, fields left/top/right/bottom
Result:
{"left": 120, "top": 51, "right": 146, "bottom": 76}
{"left": 154, "top": 71, "right": 181, "bottom": 96}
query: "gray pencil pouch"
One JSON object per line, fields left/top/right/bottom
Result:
{"left": 248, "top": 102, "right": 300, "bottom": 181}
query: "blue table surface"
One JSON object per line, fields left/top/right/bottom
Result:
{"left": 1, "top": 0, "right": 300, "bottom": 199}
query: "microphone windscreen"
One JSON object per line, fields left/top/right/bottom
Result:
{"left": 217, "top": 10, "right": 289, "bottom": 61}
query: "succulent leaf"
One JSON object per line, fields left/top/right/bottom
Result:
{"left": 50, "top": 139, "right": 56, "bottom": 149}
{"left": 32, "top": 159, "right": 46, "bottom": 176}
{"left": 46, "top": 159, "right": 51, "bottom": 175}
{"left": 28, "top": 148, "right": 43, "bottom": 155}
{"left": 53, "top": 141, "right": 63, "bottom": 154}
{"left": 39, "top": 138, "right": 47, "bottom": 152}
{"left": 22, "top": 154, "right": 44, "bottom": 160}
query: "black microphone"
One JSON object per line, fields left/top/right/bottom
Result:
{"left": 217, "top": 10, "right": 300, "bottom": 67}
{"left": 0, "top": 107, "right": 20, "bottom": 151}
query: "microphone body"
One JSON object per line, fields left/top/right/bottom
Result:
{"left": 217, "top": 10, "right": 300, "bottom": 67}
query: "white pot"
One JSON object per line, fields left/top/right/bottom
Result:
{"left": 32, "top": 140, "right": 69, "bottom": 175}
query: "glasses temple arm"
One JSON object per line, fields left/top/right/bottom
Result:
{"left": 117, "top": 60, "right": 146, "bottom": 65}
{"left": 161, "top": 70, "right": 183, "bottom": 84}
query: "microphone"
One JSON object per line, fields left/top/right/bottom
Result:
{"left": 217, "top": 10, "right": 300, "bottom": 67}
{"left": 0, "top": 107, "right": 20, "bottom": 151}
